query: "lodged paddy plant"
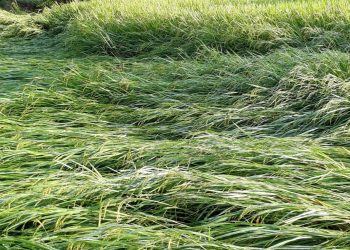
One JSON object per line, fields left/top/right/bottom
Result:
{"left": 1, "top": 0, "right": 350, "bottom": 249}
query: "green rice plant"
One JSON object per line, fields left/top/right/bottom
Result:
{"left": 0, "top": 9, "right": 41, "bottom": 36}
{"left": 37, "top": 0, "right": 350, "bottom": 56}
{"left": 2, "top": 1, "right": 350, "bottom": 249}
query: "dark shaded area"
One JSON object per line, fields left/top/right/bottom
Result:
{"left": 0, "top": 0, "right": 72, "bottom": 11}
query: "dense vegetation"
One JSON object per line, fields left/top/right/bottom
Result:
{"left": 0, "top": 0, "right": 72, "bottom": 11}
{"left": 1, "top": 0, "right": 350, "bottom": 249}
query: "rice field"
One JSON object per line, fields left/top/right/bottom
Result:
{"left": 1, "top": 0, "right": 350, "bottom": 249}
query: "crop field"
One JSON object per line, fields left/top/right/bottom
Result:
{"left": 1, "top": 0, "right": 350, "bottom": 249}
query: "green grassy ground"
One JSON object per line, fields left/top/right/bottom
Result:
{"left": 1, "top": 0, "right": 350, "bottom": 249}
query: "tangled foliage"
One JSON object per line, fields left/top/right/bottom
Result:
{"left": 0, "top": 0, "right": 73, "bottom": 11}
